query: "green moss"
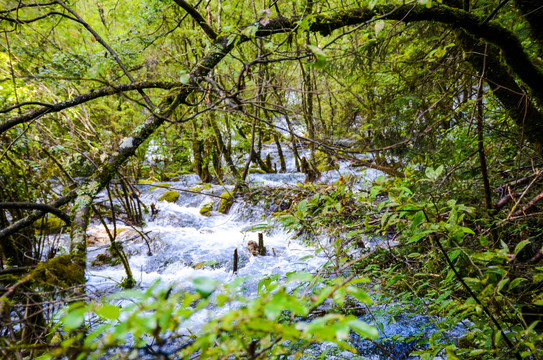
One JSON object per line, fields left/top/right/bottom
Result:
{"left": 150, "top": 183, "right": 171, "bottom": 191}
{"left": 189, "top": 183, "right": 212, "bottom": 193}
{"left": 158, "top": 190, "right": 179, "bottom": 202}
{"left": 248, "top": 168, "right": 267, "bottom": 174}
{"left": 174, "top": 169, "right": 193, "bottom": 175}
{"left": 34, "top": 216, "right": 66, "bottom": 235}
{"left": 315, "top": 150, "right": 340, "bottom": 172}
{"left": 30, "top": 255, "right": 84, "bottom": 288}
{"left": 91, "top": 252, "right": 119, "bottom": 266}
{"left": 218, "top": 192, "right": 234, "bottom": 214}
{"left": 137, "top": 179, "right": 155, "bottom": 185}
{"left": 199, "top": 202, "right": 213, "bottom": 216}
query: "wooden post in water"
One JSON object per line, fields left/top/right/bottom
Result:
{"left": 258, "top": 233, "right": 265, "bottom": 256}
{"left": 233, "top": 248, "right": 238, "bottom": 274}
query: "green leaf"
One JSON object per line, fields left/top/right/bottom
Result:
{"left": 374, "top": 20, "right": 385, "bottom": 35}
{"left": 411, "top": 210, "right": 425, "bottom": 229}
{"left": 62, "top": 305, "right": 86, "bottom": 330}
{"left": 244, "top": 223, "right": 270, "bottom": 232}
{"left": 243, "top": 24, "right": 259, "bottom": 37}
{"left": 96, "top": 304, "right": 120, "bottom": 320}
{"left": 298, "top": 200, "right": 308, "bottom": 213}
{"left": 347, "top": 319, "right": 378, "bottom": 339}
{"left": 407, "top": 230, "right": 431, "bottom": 244}
{"left": 179, "top": 73, "right": 191, "bottom": 84}
{"left": 286, "top": 271, "right": 314, "bottom": 283}
{"left": 193, "top": 277, "right": 218, "bottom": 298}
{"left": 346, "top": 286, "right": 373, "bottom": 305}
{"left": 508, "top": 277, "right": 526, "bottom": 291}
{"left": 333, "top": 287, "right": 346, "bottom": 306}
{"left": 308, "top": 45, "right": 327, "bottom": 68}
{"left": 496, "top": 278, "right": 509, "bottom": 293}
{"left": 533, "top": 272, "right": 543, "bottom": 284}
{"left": 514, "top": 239, "right": 530, "bottom": 255}
{"left": 460, "top": 227, "right": 475, "bottom": 235}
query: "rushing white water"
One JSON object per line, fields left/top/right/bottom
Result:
{"left": 75, "top": 143, "right": 464, "bottom": 358}
{"left": 86, "top": 142, "right": 387, "bottom": 295}
{"left": 85, "top": 174, "right": 331, "bottom": 295}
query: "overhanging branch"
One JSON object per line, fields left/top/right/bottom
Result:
{"left": 171, "top": 0, "right": 218, "bottom": 40}
{"left": 0, "top": 81, "right": 180, "bottom": 134}
{"left": 0, "top": 202, "right": 71, "bottom": 224}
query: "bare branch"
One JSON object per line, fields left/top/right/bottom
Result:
{"left": 0, "top": 81, "right": 180, "bottom": 134}
{"left": 0, "top": 192, "right": 76, "bottom": 243}
{"left": 0, "top": 202, "right": 71, "bottom": 224}
{"left": 0, "top": 101, "right": 53, "bottom": 114}
{"left": 0, "top": 11, "right": 78, "bottom": 24}
{"left": 171, "top": 0, "right": 218, "bottom": 40}
{"left": 513, "top": 191, "right": 543, "bottom": 217}
{"left": 0, "top": 2, "right": 57, "bottom": 14}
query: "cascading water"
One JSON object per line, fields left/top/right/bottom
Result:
{"left": 86, "top": 177, "right": 328, "bottom": 295}
{"left": 74, "top": 143, "right": 464, "bottom": 359}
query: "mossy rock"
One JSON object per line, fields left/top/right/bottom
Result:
{"left": 31, "top": 255, "right": 84, "bottom": 288}
{"left": 248, "top": 168, "right": 267, "bottom": 174}
{"left": 199, "top": 202, "right": 213, "bottom": 216}
{"left": 158, "top": 190, "right": 179, "bottom": 203}
{"left": 137, "top": 179, "right": 155, "bottom": 185}
{"left": 189, "top": 183, "right": 212, "bottom": 193}
{"left": 218, "top": 192, "right": 234, "bottom": 214}
{"left": 159, "top": 173, "right": 175, "bottom": 181}
{"left": 150, "top": 183, "right": 170, "bottom": 191}
{"left": 34, "top": 216, "right": 66, "bottom": 235}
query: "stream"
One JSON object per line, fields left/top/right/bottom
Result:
{"left": 54, "top": 144, "right": 465, "bottom": 359}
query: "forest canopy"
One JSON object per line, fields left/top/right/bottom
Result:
{"left": 1, "top": 0, "right": 543, "bottom": 358}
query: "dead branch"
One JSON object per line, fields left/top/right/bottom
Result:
{"left": 513, "top": 191, "right": 543, "bottom": 217}
{"left": 0, "top": 203, "right": 70, "bottom": 224}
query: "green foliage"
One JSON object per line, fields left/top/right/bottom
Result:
{"left": 150, "top": 183, "right": 171, "bottom": 191}
{"left": 45, "top": 273, "right": 376, "bottom": 358}
{"left": 2, "top": 0, "right": 543, "bottom": 357}
{"left": 271, "top": 170, "right": 543, "bottom": 358}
